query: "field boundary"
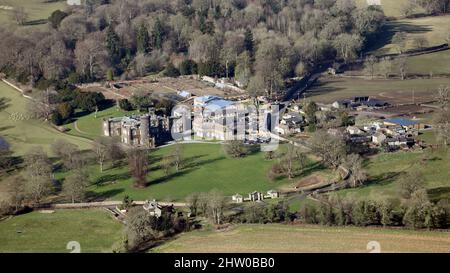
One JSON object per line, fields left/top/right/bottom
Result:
{"left": 1, "top": 79, "right": 33, "bottom": 100}
{"left": 37, "top": 201, "right": 187, "bottom": 210}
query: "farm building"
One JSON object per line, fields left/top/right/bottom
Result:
{"left": 67, "top": 0, "right": 83, "bottom": 5}
{"left": 346, "top": 126, "right": 364, "bottom": 135}
{"left": 383, "top": 118, "right": 425, "bottom": 131}
{"left": 332, "top": 97, "right": 388, "bottom": 109}
{"left": 232, "top": 194, "right": 244, "bottom": 204}
{"left": 265, "top": 190, "right": 280, "bottom": 199}
{"left": 372, "top": 132, "right": 387, "bottom": 144}
{"left": 143, "top": 200, "right": 175, "bottom": 218}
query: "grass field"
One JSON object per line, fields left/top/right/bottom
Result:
{"left": 153, "top": 224, "right": 450, "bottom": 253}
{"left": 403, "top": 50, "right": 450, "bottom": 75}
{"left": 336, "top": 149, "right": 450, "bottom": 202}
{"left": 371, "top": 16, "right": 450, "bottom": 55}
{"left": 64, "top": 106, "right": 139, "bottom": 140}
{"left": 0, "top": 0, "right": 66, "bottom": 27}
{"left": 0, "top": 82, "right": 91, "bottom": 155}
{"left": 355, "top": 0, "right": 425, "bottom": 18}
{"left": 64, "top": 143, "right": 325, "bottom": 202}
{"left": 308, "top": 77, "right": 450, "bottom": 104}
{"left": 0, "top": 209, "right": 123, "bottom": 253}
{"left": 363, "top": 15, "right": 450, "bottom": 75}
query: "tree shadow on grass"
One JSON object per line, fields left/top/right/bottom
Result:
{"left": 0, "top": 97, "right": 11, "bottom": 112}
{"left": 299, "top": 161, "right": 328, "bottom": 178}
{"left": 366, "top": 22, "right": 433, "bottom": 54}
{"left": 0, "top": 126, "right": 14, "bottom": 132}
{"left": 149, "top": 169, "right": 195, "bottom": 186}
{"left": 86, "top": 189, "right": 125, "bottom": 202}
{"left": 184, "top": 155, "right": 225, "bottom": 169}
{"left": 23, "top": 19, "right": 48, "bottom": 26}
{"left": 148, "top": 154, "right": 209, "bottom": 172}
{"left": 94, "top": 172, "right": 131, "bottom": 187}
{"left": 67, "top": 100, "right": 116, "bottom": 123}
{"left": 427, "top": 187, "right": 450, "bottom": 202}
{"left": 364, "top": 171, "right": 402, "bottom": 187}
{"left": 150, "top": 156, "right": 226, "bottom": 186}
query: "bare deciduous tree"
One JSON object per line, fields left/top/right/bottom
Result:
{"left": 24, "top": 147, "right": 53, "bottom": 204}
{"left": 75, "top": 32, "right": 108, "bottom": 79}
{"left": 63, "top": 169, "right": 90, "bottom": 203}
{"left": 397, "top": 56, "right": 408, "bottom": 80}
{"left": 280, "top": 145, "right": 307, "bottom": 179}
{"left": 224, "top": 140, "right": 247, "bottom": 158}
{"left": 433, "top": 86, "right": 450, "bottom": 147}
{"left": 127, "top": 148, "right": 148, "bottom": 188}
{"left": 206, "top": 190, "right": 227, "bottom": 225}
{"left": 375, "top": 57, "right": 392, "bottom": 79}
{"left": 344, "top": 153, "right": 367, "bottom": 188}
{"left": 364, "top": 55, "right": 377, "bottom": 79}
{"left": 12, "top": 7, "right": 28, "bottom": 25}
{"left": 52, "top": 140, "right": 80, "bottom": 170}
{"left": 92, "top": 137, "right": 110, "bottom": 173}
{"left": 309, "top": 130, "right": 346, "bottom": 170}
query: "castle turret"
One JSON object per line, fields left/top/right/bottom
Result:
{"left": 103, "top": 119, "right": 111, "bottom": 136}
{"left": 140, "top": 115, "right": 151, "bottom": 147}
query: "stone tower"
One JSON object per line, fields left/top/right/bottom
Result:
{"left": 140, "top": 115, "right": 151, "bottom": 147}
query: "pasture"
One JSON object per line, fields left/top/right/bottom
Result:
{"left": 0, "top": 0, "right": 66, "bottom": 27}
{"left": 370, "top": 16, "right": 450, "bottom": 55}
{"left": 307, "top": 77, "right": 450, "bottom": 104}
{"left": 0, "top": 209, "right": 122, "bottom": 253}
{"left": 363, "top": 15, "right": 450, "bottom": 75}
{"left": 153, "top": 224, "right": 450, "bottom": 253}
{"left": 336, "top": 149, "right": 450, "bottom": 202}
{"left": 403, "top": 50, "right": 450, "bottom": 75}
{"left": 0, "top": 82, "right": 91, "bottom": 155}
{"left": 355, "top": 0, "right": 425, "bottom": 18}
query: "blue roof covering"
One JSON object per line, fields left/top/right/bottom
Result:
{"left": 194, "top": 96, "right": 218, "bottom": 103}
{"left": 178, "top": 91, "right": 191, "bottom": 98}
{"left": 195, "top": 96, "right": 235, "bottom": 111}
{"left": 384, "top": 118, "right": 418, "bottom": 126}
{"left": 204, "top": 99, "right": 235, "bottom": 111}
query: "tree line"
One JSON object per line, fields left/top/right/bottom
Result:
{"left": 0, "top": 0, "right": 386, "bottom": 100}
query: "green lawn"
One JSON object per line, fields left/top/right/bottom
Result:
{"left": 69, "top": 143, "right": 322, "bottom": 202}
{"left": 0, "top": 209, "right": 123, "bottom": 253}
{"left": 153, "top": 224, "right": 450, "bottom": 253}
{"left": 336, "top": 149, "right": 450, "bottom": 202}
{"left": 0, "top": 0, "right": 66, "bottom": 27}
{"left": 64, "top": 106, "right": 138, "bottom": 140}
{"left": 308, "top": 77, "right": 450, "bottom": 104}
{"left": 0, "top": 82, "right": 91, "bottom": 155}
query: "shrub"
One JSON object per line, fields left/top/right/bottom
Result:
{"left": 119, "top": 99, "right": 133, "bottom": 111}
{"left": 74, "top": 92, "right": 105, "bottom": 112}
{"left": 223, "top": 140, "right": 247, "bottom": 158}
{"left": 179, "top": 60, "right": 198, "bottom": 75}
{"left": 48, "top": 10, "right": 68, "bottom": 29}
{"left": 51, "top": 111, "right": 63, "bottom": 126}
{"left": 163, "top": 63, "right": 180, "bottom": 77}
{"left": 67, "top": 72, "right": 81, "bottom": 84}
{"left": 57, "top": 102, "right": 74, "bottom": 121}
